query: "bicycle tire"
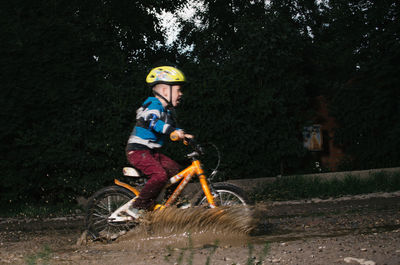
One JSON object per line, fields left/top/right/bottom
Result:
{"left": 193, "top": 182, "right": 250, "bottom": 206}
{"left": 85, "top": 185, "right": 136, "bottom": 240}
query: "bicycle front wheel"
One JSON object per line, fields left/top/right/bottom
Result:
{"left": 193, "top": 183, "right": 250, "bottom": 206}
{"left": 85, "top": 185, "right": 136, "bottom": 240}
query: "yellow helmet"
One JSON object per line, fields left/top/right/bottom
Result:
{"left": 146, "top": 66, "right": 186, "bottom": 87}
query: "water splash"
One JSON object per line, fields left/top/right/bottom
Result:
{"left": 115, "top": 205, "right": 256, "bottom": 248}
{"left": 147, "top": 205, "right": 255, "bottom": 234}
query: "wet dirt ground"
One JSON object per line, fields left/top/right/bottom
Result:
{"left": 1, "top": 192, "right": 400, "bottom": 265}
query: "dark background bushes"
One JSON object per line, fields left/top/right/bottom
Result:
{"left": 1, "top": 0, "right": 399, "bottom": 208}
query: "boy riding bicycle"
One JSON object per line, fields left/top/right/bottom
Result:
{"left": 125, "top": 66, "right": 193, "bottom": 218}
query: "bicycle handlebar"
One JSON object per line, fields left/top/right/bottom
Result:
{"left": 184, "top": 137, "right": 204, "bottom": 154}
{"left": 182, "top": 137, "right": 221, "bottom": 176}
{"left": 170, "top": 131, "right": 209, "bottom": 158}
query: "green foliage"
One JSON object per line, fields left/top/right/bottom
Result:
{"left": 175, "top": 0, "right": 400, "bottom": 175}
{"left": 175, "top": 1, "right": 315, "bottom": 178}
{"left": 0, "top": 1, "right": 183, "bottom": 206}
{"left": 1, "top": 0, "right": 398, "bottom": 207}
{"left": 319, "top": 1, "right": 400, "bottom": 170}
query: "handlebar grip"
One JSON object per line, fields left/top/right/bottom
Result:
{"left": 170, "top": 131, "right": 180, "bottom": 141}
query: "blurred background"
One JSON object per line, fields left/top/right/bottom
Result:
{"left": 1, "top": 0, "right": 399, "bottom": 209}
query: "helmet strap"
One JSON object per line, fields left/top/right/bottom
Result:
{"left": 169, "top": 85, "right": 173, "bottom": 108}
{"left": 153, "top": 87, "right": 174, "bottom": 110}
{"left": 152, "top": 86, "right": 179, "bottom": 127}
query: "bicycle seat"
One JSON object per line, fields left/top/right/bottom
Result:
{"left": 122, "top": 167, "right": 143, "bottom": 178}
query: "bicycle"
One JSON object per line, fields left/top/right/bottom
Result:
{"left": 85, "top": 138, "right": 250, "bottom": 240}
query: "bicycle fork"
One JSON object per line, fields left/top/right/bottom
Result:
{"left": 195, "top": 161, "right": 217, "bottom": 208}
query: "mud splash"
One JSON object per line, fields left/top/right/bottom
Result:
{"left": 147, "top": 205, "right": 255, "bottom": 234}
{"left": 114, "top": 205, "right": 256, "bottom": 249}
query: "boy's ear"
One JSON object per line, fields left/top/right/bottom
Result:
{"left": 161, "top": 86, "right": 169, "bottom": 97}
{"left": 153, "top": 84, "right": 169, "bottom": 97}
{"left": 153, "top": 85, "right": 162, "bottom": 94}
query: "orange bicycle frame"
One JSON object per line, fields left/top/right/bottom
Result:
{"left": 114, "top": 158, "right": 216, "bottom": 209}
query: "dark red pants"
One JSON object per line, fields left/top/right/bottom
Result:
{"left": 127, "top": 150, "right": 180, "bottom": 210}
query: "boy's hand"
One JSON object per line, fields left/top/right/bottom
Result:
{"left": 170, "top": 130, "right": 194, "bottom": 141}
{"left": 184, "top": 133, "right": 194, "bottom": 139}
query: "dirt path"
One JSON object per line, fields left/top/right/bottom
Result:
{"left": 1, "top": 192, "right": 400, "bottom": 265}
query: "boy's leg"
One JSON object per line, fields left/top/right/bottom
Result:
{"left": 154, "top": 153, "right": 181, "bottom": 177}
{"left": 127, "top": 150, "right": 168, "bottom": 210}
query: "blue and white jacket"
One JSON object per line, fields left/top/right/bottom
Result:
{"left": 126, "top": 97, "right": 177, "bottom": 150}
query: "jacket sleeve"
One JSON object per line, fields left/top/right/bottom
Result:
{"left": 144, "top": 103, "right": 175, "bottom": 135}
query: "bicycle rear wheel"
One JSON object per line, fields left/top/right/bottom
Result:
{"left": 193, "top": 183, "right": 250, "bottom": 206}
{"left": 85, "top": 185, "right": 136, "bottom": 240}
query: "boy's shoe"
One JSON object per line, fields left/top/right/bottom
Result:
{"left": 125, "top": 207, "right": 144, "bottom": 219}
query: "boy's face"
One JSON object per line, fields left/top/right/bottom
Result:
{"left": 154, "top": 84, "right": 183, "bottom": 107}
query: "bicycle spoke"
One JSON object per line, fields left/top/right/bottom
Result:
{"left": 218, "top": 193, "right": 224, "bottom": 205}
{"left": 93, "top": 222, "right": 108, "bottom": 230}
{"left": 92, "top": 208, "right": 108, "bottom": 217}
{"left": 92, "top": 214, "right": 108, "bottom": 222}
{"left": 86, "top": 189, "right": 134, "bottom": 239}
{"left": 93, "top": 217, "right": 108, "bottom": 225}
{"left": 96, "top": 200, "right": 110, "bottom": 212}
{"left": 199, "top": 189, "right": 246, "bottom": 206}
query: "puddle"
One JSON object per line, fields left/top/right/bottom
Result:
{"left": 115, "top": 230, "right": 252, "bottom": 250}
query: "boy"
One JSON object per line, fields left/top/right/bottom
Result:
{"left": 125, "top": 66, "right": 193, "bottom": 218}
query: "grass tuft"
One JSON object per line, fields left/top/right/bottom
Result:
{"left": 251, "top": 171, "right": 400, "bottom": 201}
{"left": 164, "top": 235, "right": 270, "bottom": 265}
{"left": 25, "top": 245, "right": 52, "bottom": 265}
